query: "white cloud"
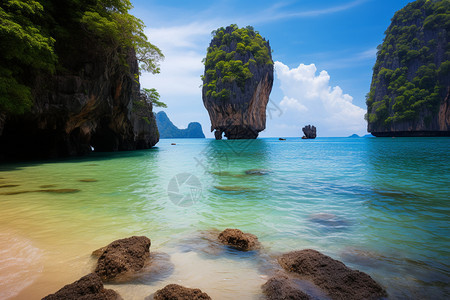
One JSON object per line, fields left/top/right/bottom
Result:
{"left": 140, "top": 22, "right": 213, "bottom": 97}
{"left": 274, "top": 61, "right": 367, "bottom": 136}
{"left": 248, "top": 0, "right": 369, "bottom": 24}
{"left": 280, "top": 96, "right": 308, "bottom": 112}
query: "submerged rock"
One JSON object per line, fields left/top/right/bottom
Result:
{"left": 42, "top": 273, "right": 122, "bottom": 300}
{"left": 218, "top": 228, "right": 260, "bottom": 251}
{"left": 262, "top": 274, "right": 311, "bottom": 300}
{"left": 214, "top": 185, "right": 254, "bottom": 192}
{"left": 38, "top": 189, "right": 80, "bottom": 193}
{"left": 245, "top": 169, "right": 270, "bottom": 175}
{"left": 95, "top": 236, "right": 151, "bottom": 281}
{"left": 0, "top": 184, "right": 20, "bottom": 188}
{"left": 79, "top": 179, "right": 98, "bottom": 182}
{"left": 0, "top": 190, "right": 31, "bottom": 195}
{"left": 1, "top": 188, "right": 81, "bottom": 195}
{"left": 278, "top": 249, "right": 387, "bottom": 300}
{"left": 39, "top": 184, "right": 57, "bottom": 188}
{"left": 153, "top": 284, "right": 211, "bottom": 300}
{"left": 211, "top": 171, "right": 245, "bottom": 178}
{"left": 308, "top": 213, "right": 350, "bottom": 228}
{"left": 302, "top": 125, "right": 316, "bottom": 139}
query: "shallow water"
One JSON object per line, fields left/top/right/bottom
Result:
{"left": 0, "top": 137, "right": 449, "bottom": 299}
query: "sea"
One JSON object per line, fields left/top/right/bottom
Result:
{"left": 0, "top": 137, "right": 449, "bottom": 299}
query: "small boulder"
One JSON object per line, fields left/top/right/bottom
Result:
{"left": 218, "top": 228, "right": 260, "bottom": 251}
{"left": 278, "top": 249, "right": 387, "bottom": 300}
{"left": 302, "top": 125, "right": 316, "bottom": 139}
{"left": 95, "top": 236, "right": 151, "bottom": 281}
{"left": 262, "top": 274, "right": 311, "bottom": 300}
{"left": 153, "top": 284, "right": 211, "bottom": 300}
{"left": 42, "top": 273, "right": 122, "bottom": 300}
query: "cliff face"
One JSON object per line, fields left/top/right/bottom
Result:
{"left": 202, "top": 25, "right": 274, "bottom": 139}
{"left": 155, "top": 111, "right": 205, "bottom": 138}
{"left": 0, "top": 46, "right": 159, "bottom": 159}
{"left": 366, "top": 0, "right": 449, "bottom": 137}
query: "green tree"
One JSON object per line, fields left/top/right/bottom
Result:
{"left": 0, "top": 0, "right": 56, "bottom": 114}
{"left": 202, "top": 24, "right": 272, "bottom": 100}
{"left": 0, "top": 0, "right": 163, "bottom": 115}
{"left": 141, "top": 88, "right": 167, "bottom": 108}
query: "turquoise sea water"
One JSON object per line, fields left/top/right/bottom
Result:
{"left": 0, "top": 137, "right": 449, "bottom": 299}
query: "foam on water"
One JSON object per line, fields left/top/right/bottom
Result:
{"left": 0, "top": 232, "right": 43, "bottom": 299}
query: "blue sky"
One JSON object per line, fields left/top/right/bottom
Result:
{"left": 131, "top": 0, "right": 411, "bottom": 137}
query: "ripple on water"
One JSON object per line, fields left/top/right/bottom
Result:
{"left": 0, "top": 232, "right": 43, "bottom": 299}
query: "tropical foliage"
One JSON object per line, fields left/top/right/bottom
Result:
{"left": 202, "top": 24, "right": 272, "bottom": 101}
{"left": 0, "top": 0, "right": 163, "bottom": 115}
{"left": 366, "top": 0, "right": 449, "bottom": 127}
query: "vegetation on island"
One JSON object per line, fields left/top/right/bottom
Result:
{"left": 0, "top": 0, "right": 163, "bottom": 115}
{"left": 366, "top": 0, "right": 450, "bottom": 128}
{"left": 139, "top": 88, "right": 167, "bottom": 108}
{"left": 202, "top": 24, "right": 272, "bottom": 101}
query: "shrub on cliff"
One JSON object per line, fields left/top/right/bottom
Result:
{"left": 202, "top": 24, "right": 272, "bottom": 101}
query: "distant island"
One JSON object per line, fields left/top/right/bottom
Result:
{"left": 155, "top": 111, "right": 205, "bottom": 138}
{"left": 348, "top": 134, "right": 374, "bottom": 138}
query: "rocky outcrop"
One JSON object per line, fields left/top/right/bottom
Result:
{"left": 302, "top": 125, "right": 316, "bottom": 139}
{"left": 0, "top": 45, "right": 159, "bottom": 160}
{"left": 218, "top": 228, "right": 260, "bottom": 251}
{"left": 155, "top": 111, "right": 205, "bottom": 138}
{"left": 366, "top": 0, "right": 449, "bottom": 137}
{"left": 42, "top": 273, "right": 122, "bottom": 300}
{"left": 202, "top": 25, "right": 274, "bottom": 139}
{"left": 262, "top": 274, "right": 311, "bottom": 300}
{"left": 153, "top": 284, "right": 211, "bottom": 300}
{"left": 279, "top": 249, "right": 387, "bottom": 300}
{"left": 94, "top": 236, "right": 151, "bottom": 281}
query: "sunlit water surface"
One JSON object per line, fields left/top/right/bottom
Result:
{"left": 0, "top": 137, "right": 449, "bottom": 299}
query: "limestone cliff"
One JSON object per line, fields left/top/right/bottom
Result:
{"left": 156, "top": 111, "right": 205, "bottom": 138}
{"left": 0, "top": 47, "right": 159, "bottom": 160}
{"left": 366, "top": 0, "right": 449, "bottom": 137}
{"left": 202, "top": 25, "right": 274, "bottom": 139}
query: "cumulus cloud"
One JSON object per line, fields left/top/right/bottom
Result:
{"left": 280, "top": 96, "right": 308, "bottom": 112}
{"left": 274, "top": 61, "right": 367, "bottom": 136}
{"left": 140, "top": 22, "right": 213, "bottom": 98}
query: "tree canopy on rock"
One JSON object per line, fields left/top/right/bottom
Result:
{"left": 0, "top": 0, "right": 163, "bottom": 115}
{"left": 202, "top": 24, "right": 272, "bottom": 101}
{"left": 366, "top": 0, "right": 449, "bottom": 128}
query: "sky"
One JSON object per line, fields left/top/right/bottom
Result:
{"left": 131, "top": 0, "right": 412, "bottom": 137}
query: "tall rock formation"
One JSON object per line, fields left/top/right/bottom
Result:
{"left": 0, "top": 49, "right": 158, "bottom": 159}
{"left": 156, "top": 111, "right": 205, "bottom": 138}
{"left": 202, "top": 25, "right": 274, "bottom": 139}
{"left": 0, "top": 1, "right": 160, "bottom": 160}
{"left": 366, "top": 0, "right": 449, "bottom": 137}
